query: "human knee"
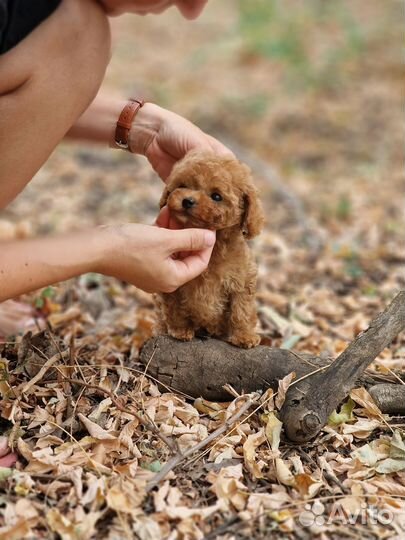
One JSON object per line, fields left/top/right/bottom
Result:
{"left": 60, "top": 0, "right": 111, "bottom": 102}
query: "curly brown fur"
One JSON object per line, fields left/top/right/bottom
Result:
{"left": 156, "top": 150, "right": 264, "bottom": 348}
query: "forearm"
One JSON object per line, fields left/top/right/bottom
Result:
{"left": 0, "top": 229, "right": 106, "bottom": 302}
{"left": 0, "top": 0, "right": 111, "bottom": 210}
{"left": 65, "top": 94, "right": 125, "bottom": 146}
{"left": 65, "top": 94, "right": 162, "bottom": 152}
{"left": 65, "top": 95, "right": 231, "bottom": 182}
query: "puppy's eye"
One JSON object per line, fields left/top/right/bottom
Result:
{"left": 178, "top": 184, "right": 187, "bottom": 189}
{"left": 211, "top": 192, "right": 223, "bottom": 202}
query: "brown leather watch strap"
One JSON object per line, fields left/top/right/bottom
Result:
{"left": 114, "top": 98, "right": 145, "bottom": 150}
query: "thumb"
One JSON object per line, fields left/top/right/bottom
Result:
{"left": 166, "top": 228, "right": 216, "bottom": 253}
{"left": 169, "top": 243, "right": 214, "bottom": 286}
{"left": 155, "top": 206, "right": 170, "bottom": 228}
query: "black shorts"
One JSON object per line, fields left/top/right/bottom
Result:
{"left": 0, "top": 0, "right": 61, "bottom": 54}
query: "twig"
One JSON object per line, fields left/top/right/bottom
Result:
{"left": 69, "top": 385, "right": 86, "bottom": 436}
{"left": 25, "top": 360, "right": 195, "bottom": 400}
{"left": 45, "top": 419, "right": 104, "bottom": 476}
{"left": 146, "top": 392, "right": 260, "bottom": 491}
{"left": 61, "top": 377, "right": 178, "bottom": 454}
{"left": 386, "top": 367, "right": 405, "bottom": 386}
{"left": 188, "top": 365, "right": 326, "bottom": 467}
{"left": 112, "top": 353, "right": 125, "bottom": 395}
{"left": 136, "top": 345, "right": 173, "bottom": 452}
{"left": 202, "top": 516, "right": 240, "bottom": 540}
{"left": 282, "top": 290, "right": 405, "bottom": 442}
{"left": 19, "top": 350, "right": 69, "bottom": 394}
{"left": 140, "top": 344, "right": 157, "bottom": 397}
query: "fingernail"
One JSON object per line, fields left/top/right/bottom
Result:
{"left": 204, "top": 230, "right": 216, "bottom": 246}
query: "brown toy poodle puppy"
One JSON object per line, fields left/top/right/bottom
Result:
{"left": 155, "top": 150, "right": 264, "bottom": 348}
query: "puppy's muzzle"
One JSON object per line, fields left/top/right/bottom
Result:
{"left": 182, "top": 197, "right": 196, "bottom": 210}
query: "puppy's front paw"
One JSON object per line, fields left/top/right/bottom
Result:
{"left": 229, "top": 332, "right": 261, "bottom": 349}
{"left": 168, "top": 327, "right": 195, "bottom": 342}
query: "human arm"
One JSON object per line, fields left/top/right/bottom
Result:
{"left": 0, "top": 224, "right": 215, "bottom": 302}
{"left": 66, "top": 95, "right": 233, "bottom": 181}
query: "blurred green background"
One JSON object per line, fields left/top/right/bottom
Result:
{"left": 105, "top": 0, "right": 402, "bottom": 184}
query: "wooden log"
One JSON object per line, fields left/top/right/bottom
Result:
{"left": 140, "top": 336, "right": 329, "bottom": 401}
{"left": 140, "top": 292, "right": 405, "bottom": 442}
{"left": 369, "top": 384, "right": 405, "bottom": 415}
{"left": 280, "top": 291, "right": 405, "bottom": 442}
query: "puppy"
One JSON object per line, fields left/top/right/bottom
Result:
{"left": 156, "top": 150, "right": 264, "bottom": 348}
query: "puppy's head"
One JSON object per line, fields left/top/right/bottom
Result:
{"left": 160, "top": 151, "right": 264, "bottom": 239}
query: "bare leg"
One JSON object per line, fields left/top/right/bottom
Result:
{"left": 0, "top": 300, "right": 43, "bottom": 338}
{"left": 0, "top": 0, "right": 111, "bottom": 335}
{"left": 0, "top": 0, "right": 111, "bottom": 208}
{"left": 0, "top": 437, "right": 17, "bottom": 467}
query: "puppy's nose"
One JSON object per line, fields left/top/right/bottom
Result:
{"left": 182, "top": 197, "right": 196, "bottom": 210}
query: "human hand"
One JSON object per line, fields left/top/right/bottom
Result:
{"left": 155, "top": 205, "right": 191, "bottom": 259}
{"left": 155, "top": 204, "right": 182, "bottom": 230}
{"left": 0, "top": 436, "right": 17, "bottom": 468}
{"left": 129, "top": 103, "right": 233, "bottom": 181}
{"left": 98, "top": 223, "right": 215, "bottom": 293}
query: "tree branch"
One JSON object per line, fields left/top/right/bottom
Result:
{"left": 280, "top": 291, "right": 405, "bottom": 441}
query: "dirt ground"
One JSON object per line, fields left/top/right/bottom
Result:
{"left": 0, "top": 1, "right": 404, "bottom": 538}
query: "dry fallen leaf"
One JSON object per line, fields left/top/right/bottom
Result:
{"left": 275, "top": 372, "right": 295, "bottom": 410}
{"left": 350, "top": 387, "right": 383, "bottom": 418}
{"left": 263, "top": 411, "right": 283, "bottom": 452}
{"left": 275, "top": 458, "right": 295, "bottom": 487}
{"left": 243, "top": 429, "right": 266, "bottom": 479}
{"left": 106, "top": 480, "right": 146, "bottom": 515}
{"left": 78, "top": 413, "right": 117, "bottom": 440}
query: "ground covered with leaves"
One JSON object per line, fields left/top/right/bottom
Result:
{"left": 0, "top": 1, "right": 404, "bottom": 538}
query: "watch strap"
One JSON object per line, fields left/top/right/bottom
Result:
{"left": 114, "top": 98, "right": 145, "bottom": 150}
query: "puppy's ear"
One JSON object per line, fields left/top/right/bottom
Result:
{"left": 241, "top": 185, "right": 265, "bottom": 239}
{"left": 159, "top": 185, "right": 171, "bottom": 209}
